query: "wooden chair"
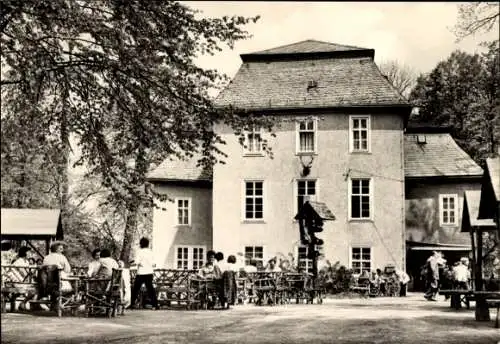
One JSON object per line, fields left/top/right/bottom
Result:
{"left": 253, "top": 272, "right": 278, "bottom": 306}
{"left": 30, "top": 265, "right": 82, "bottom": 317}
{"left": 153, "top": 269, "right": 198, "bottom": 309}
{"left": 83, "top": 268, "right": 122, "bottom": 317}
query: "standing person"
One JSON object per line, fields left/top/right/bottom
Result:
{"left": 424, "top": 251, "right": 442, "bottom": 301}
{"left": 129, "top": 238, "right": 159, "bottom": 310}
{"left": 395, "top": 268, "right": 410, "bottom": 297}
{"left": 87, "top": 249, "right": 101, "bottom": 277}
{"left": 452, "top": 257, "right": 471, "bottom": 290}
{"left": 10, "top": 246, "right": 31, "bottom": 281}
{"left": 215, "top": 251, "right": 227, "bottom": 272}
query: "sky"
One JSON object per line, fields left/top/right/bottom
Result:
{"left": 186, "top": 2, "right": 498, "bottom": 80}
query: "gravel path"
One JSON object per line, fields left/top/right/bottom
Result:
{"left": 1, "top": 293, "right": 499, "bottom": 344}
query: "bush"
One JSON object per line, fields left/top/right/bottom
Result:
{"left": 318, "top": 260, "right": 355, "bottom": 294}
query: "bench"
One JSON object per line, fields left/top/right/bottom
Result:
{"left": 1, "top": 265, "right": 39, "bottom": 312}
{"left": 473, "top": 291, "right": 500, "bottom": 327}
{"left": 439, "top": 289, "right": 474, "bottom": 310}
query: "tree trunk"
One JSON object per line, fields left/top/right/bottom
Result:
{"left": 59, "top": 93, "right": 70, "bottom": 239}
{"left": 119, "top": 200, "right": 139, "bottom": 264}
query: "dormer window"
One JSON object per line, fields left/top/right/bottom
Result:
{"left": 244, "top": 127, "right": 263, "bottom": 155}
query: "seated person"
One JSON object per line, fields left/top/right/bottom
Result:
{"left": 10, "top": 246, "right": 31, "bottom": 281}
{"left": 95, "top": 249, "right": 119, "bottom": 279}
{"left": 87, "top": 248, "right": 101, "bottom": 277}
{"left": 42, "top": 242, "right": 72, "bottom": 292}
{"left": 198, "top": 250, "right": 222, "bottom": 279}
{"left": 265, "top": 258, "right": 282, "bottom": 273}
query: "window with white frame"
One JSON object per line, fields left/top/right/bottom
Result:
{"left": 350, "top": 178, "right": 371, "bottom": 220}
{"left": 297, "top": 245, "right": 324, "bottom": 274}
{"left": 244, "top": 246, "right": 264, "bottom": 267}
{"left": 244, "top": 181, "right": 264, "bottom": 220}
{"left": 439, "top": 194, "right": 458, "bottom": 226}
{"left": 175, "top": 246, "right": 205, "bottom": 270}
{"left": 176, "top": 198, "right": 191, "bottom": 225}
{"left": 350, "top": 115, "right": 371, "bottom": 152}
{"left": 351, "top": 247, "right": 371, "bottom": 274}
{"left": 297, "top": 180, "right": 316, "bottom": 213}
{"left": 244, "top": 127, "right": 262, "bottom": 154}
{"left": 296, "top": 119, "right": 317, "bottom": 153}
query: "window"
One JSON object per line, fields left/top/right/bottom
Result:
{"left": 244, "top": 181, "right": 264, "bottom": 220}
{"left": 244, "top": 127, "right": 262, "bottom": 154}
{"left": 350, "top": 115, "right": 371, "bottom": 152}
{"left": 175, "top": 246, "right": 205, "bottom": 270}
{"left": 296, "top": 119, "right": 317, "bottom": 154}
{"left": 349, "top": 178, "right": 371, "bottom": 220}
{"left": 439, "top": 194, "right": 458, "bottom": 226}
{"left": 176, "top": 198, "right": 191, "bottom": 225}
{"left": 244, "top": 246, "right": 264, "bottom": 267}
{"left": 351, "top": 247, "right": 371, "bottom": 274}
{"left": 297, "top": 180, "right": 316, "bottom": 213}
{"left": 297, "top": 245, "right": 323, "bottom": 274}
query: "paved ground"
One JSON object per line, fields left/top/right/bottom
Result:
{"left": 1, "top": 293, "right": 499, "bottom": 344}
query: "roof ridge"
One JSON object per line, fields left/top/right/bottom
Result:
{"left": 248, "top": 39, "right": 370, "bottom": 55}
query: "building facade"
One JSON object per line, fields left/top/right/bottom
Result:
{"left": 210, "top": 40, "right": 411, "bottom": 273}
{"left": 404, "top": 126, "right": 483, "bottom": 290}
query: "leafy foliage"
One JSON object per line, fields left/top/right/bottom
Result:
{"left": 1, "top": 0, "right": 274, "bottom": 262}
{"left": 452, "top": 2, "right": 500, "bottom": 42}
{"left": 409, "top": 41, "right": 500, "bottom": 166}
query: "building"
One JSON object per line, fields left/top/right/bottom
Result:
{"left": 404, "top": 126, "right": 483, "bottom": 290}
{"left": 150, "top": 40, "right": 412, "bottom": 273}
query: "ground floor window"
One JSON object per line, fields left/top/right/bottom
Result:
{"left": 244, "top": 246, "right": 264, "bottom": 267}
{"left": 297, "top": 245, "right": 324, "bottom": 273}
{"left": 175, "top": 246, "right": 205, "bottom": 270}
{"left": 351, "top": 247, "right": 371, "bottom": 274}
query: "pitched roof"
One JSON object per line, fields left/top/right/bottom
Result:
{"left": 478, "top": 156, "right": 500, "bottom": 220}
{"left": 215, "top": 40, "right": 408, "bottom": 111}
{"left": 404, "top": 133, "right": 483, "bottom": 178}
{"left": 1, "top": 208, "right": 62, "bottom": 238}
{"left": 147, "top": 157, "right": 212, "bottom": 182}
{"left": 461, "top": 190, "right": 497, "bottom": 232}
{"left": 486, "top": 157, "right": 500, "bottom": 200}
{"left": 250, "top": 39, "right": 368, "bottom": 55}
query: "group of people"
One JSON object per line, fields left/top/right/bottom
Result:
{"left": 422, "top": 251, "right": 471, "bottom": 301}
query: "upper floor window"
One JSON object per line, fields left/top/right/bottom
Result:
{"left": 296, "top": 119, "right": 317, "bottom": 154}
{"left": 349, "top": 178, "right": 372, "bottom": 220}
{"left": 350, "top": 115, "right": 371, "bottom": 153}
{"left": 351, "top": 247, "right": 371, "bottom": 274}
{"left": 244, "top": 181, "right": 264, "bottom": 220}
{"left": 175, "top": 246, "right": 205, "bottom": 270}
{"left": 297, "top": 180, "right": 317, "bottom": 213}
{"left": 439, "top": 194, "right": 458, "bottom": 226}
{"left": 176, "top": 198, "right": 191, "bottom": 225}
{"left": 244, "top": 127, "right": 262, "bottom": 155}
{"left": 244, "top": 246, "right": 264, "bottom": 267}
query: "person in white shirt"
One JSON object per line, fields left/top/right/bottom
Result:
{"left": 42, "top": 242, "right": 72, "bottom": 292}
{"left": 395, "top": 268, "right": 410, "bottom": 297}
{"left": 453, "top": 257, "right": 471, "bottom": 290}
{"left": 215, "top": 251, "right": 228, "bottom": 273}
{"left": 129, "top": 237, "right": 158, "bottom": 310}
{"left": 264, "top": 258, "right": 282, "bottom": 273}
{"left": 87, "top": 249, "right": 101, "bottom": 278}
{"left": 95, "top": 249, "right": 119, "bottom": 279}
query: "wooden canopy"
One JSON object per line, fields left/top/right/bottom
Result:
{"left": 294, "top": 201, "right": 336, "bottom": 221}
{"left": 1, "top": 208, "right": 63, "bottom": 256}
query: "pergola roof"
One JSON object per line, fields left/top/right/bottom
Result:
{"left": 0, "top": 208, "right": 63, "bottom": 240}
{"left": 295, "top": 201, "right": 336, "bottom": 221}
{"left": 461, "top": 190, "right": 497, "bottom": 232}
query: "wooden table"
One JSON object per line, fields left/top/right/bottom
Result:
{"left": 438, "top": 289, "right": 474, "bottom": 310}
